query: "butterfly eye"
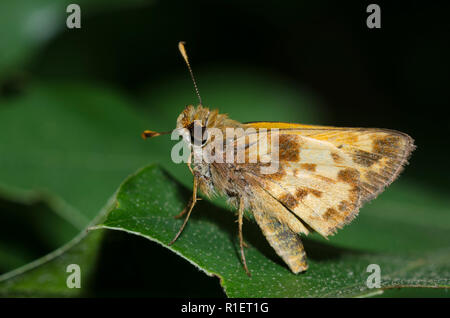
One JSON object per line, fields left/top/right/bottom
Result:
{"left": 189, "top": 123, "right": 208, "bottom": 147}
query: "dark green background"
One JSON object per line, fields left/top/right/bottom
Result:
{"left": 0, "top": 0, "right": 449, "bottom": 297}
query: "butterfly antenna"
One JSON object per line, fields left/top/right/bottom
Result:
{"left": 178, "top": 41, "right": 203, "bottom": 105}
{"left": 141, "top": 130, "right": 171, "bottom": 139}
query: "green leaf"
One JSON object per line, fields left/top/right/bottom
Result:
{"left": 1, "top": 164, "right": 448, "bottom": 297}
{"left": 0, "top": 168, "right": 224, "bottom": 297}
{"left": 92, "top": 165, "right": 449, "bottom": 297}
{"left": 0, "top": 198, "right": 110, "bottom": 297}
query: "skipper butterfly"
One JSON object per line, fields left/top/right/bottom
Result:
{"left": 142, "top": 42, "right": 415, "bottom": 276}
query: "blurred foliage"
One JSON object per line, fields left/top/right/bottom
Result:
{"left": 0, "top": 0, "right": 449, "bottom": 297}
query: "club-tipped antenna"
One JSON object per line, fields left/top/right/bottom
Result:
{"left": 141, "top": 130, "right": 171, "bottom": 139}
{"left": 178, "top": 41, "right": 202, "bottom": 105}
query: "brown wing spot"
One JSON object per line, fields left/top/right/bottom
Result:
{"left": 295, "top": 187, "right": 323, "bottom": 201}
{"left": 338, "top": 200, "right": 349, "bottom": 211}
{"left": 293, "top": 168, "right": 299, "bottom": 177}
{"left": 279, "top": 193, "right": 298, "bottom": 210}
{"left": 338, "top": 168, "right": 360, "bottom": 185}
{"left": 279, "top": 135, "right": 301, "bottom": 161}
{"left": 324, "top": 208, "right": 338, "bottom": 221}
{"left": 300, "top": 163, "right": 317, "bottom": 172}
{"left": 352, "top": 149, "right": 382, "bottom": 167}
{"left": 331, "top": 152, "right": 343, "bottom": 164}
{"left": 315, "top": 175, "right": 337, "bottom": 184}
{"left": 295, "top": 188, "right": 308, "bottom": 200}
{"left": 373, "top": 135, "right": 401, "bottom": 157}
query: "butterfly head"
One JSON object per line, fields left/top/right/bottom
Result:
{"left": 141, "top": 42, "right": 239, "bottom": 145}
{"left": 176, "top": 105, "right": 211, "bottom": 147}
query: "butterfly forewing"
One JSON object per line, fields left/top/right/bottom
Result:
{"left": 240, "top": 123, "right": 415, "bottom": 237}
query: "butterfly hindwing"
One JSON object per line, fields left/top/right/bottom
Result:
{"left": 249, "top": 186, "right": 308, "bottom": 273}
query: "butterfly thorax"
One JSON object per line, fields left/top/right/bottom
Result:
{"left": 176, "top": 105, "right": 247, "bottom": 200}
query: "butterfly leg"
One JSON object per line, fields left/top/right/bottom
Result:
{"left": 175, "top": 159, "right": 201, "bottom": 219}
{"left": 174, "top": 172, "right": 202, "bottom": 220}
{"left": 174, "top": 197, "right": 192, "bottom": 219}
{"left": 173, "top": 153, "right": 202, "bottom": 218}
{"left": 238, "top": 197, "right": 251, "bottom": 277}
{"left": 169, "top": 176, "right": 198, "bottom": 246}
{"left": 187, "top": 154, "right": 194, "bottom": 175}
